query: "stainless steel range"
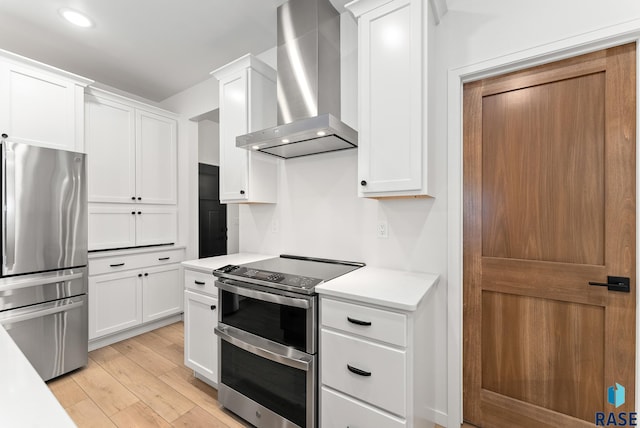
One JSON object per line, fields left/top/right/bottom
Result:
{"left": 213, "top": 255, "right": 364, "bottom": 428}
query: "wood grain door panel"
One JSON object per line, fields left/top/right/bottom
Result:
{"left": 464, "top": 43, "right": 636, "bottom": 427}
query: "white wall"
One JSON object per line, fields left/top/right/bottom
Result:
{"left": 198, "top": 119, "right": 220, "bottom": 166}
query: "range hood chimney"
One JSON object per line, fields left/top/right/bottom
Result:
{"left": 236, "top": 0, "right": 357, "bottom": 159}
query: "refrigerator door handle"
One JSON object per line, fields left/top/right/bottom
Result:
{"left": 3, "top": 144, "right": 15, "bottom": 271}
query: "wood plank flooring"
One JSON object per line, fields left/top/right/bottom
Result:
{"left": 47, "top": 322, "right": 250, "bottom": 428}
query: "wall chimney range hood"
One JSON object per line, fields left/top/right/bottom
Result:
{"left": 236, "top": 0, "right": 357, "bottom": 159}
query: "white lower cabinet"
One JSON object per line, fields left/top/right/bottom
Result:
{"left": 142, "top": 265, "right": 183, "bottom": 322}
{"left": 321, "top": 387, "right": 406, "bottom": 428}
{"left": 88, "top": 248, "right": 184, "bottom": 341}
{"left": 184, "top": 289, "right": 218, "bottom": 384}
{"left": 89, "top": 270, "right": 142, "bottom": 339}
{"left": 320, "top": 295, "right": 428, "bottom": 427}
{"left": 183, "top": 269, "right": 218, "bottom": 384}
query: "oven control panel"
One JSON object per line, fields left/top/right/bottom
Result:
{"left": 214, "top": 265, "right": 322, "bottom": 290}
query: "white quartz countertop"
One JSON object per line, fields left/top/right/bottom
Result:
{"left": 0, "top": 326, "right": 75, "bottom": 427}
{"left": 315, "top": 266, "right": 439, "bottom": 311}
{"left": 182, "top": 253, "right": 274, "bottom": 274}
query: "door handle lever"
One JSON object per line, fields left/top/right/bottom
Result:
{"left": 589, "top": 276, "right": 630, "bottom": 293}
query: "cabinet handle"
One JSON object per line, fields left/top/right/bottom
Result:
{"left": 137, "top": 211, "right": 142, "bottom": 215}
{"left": 194, "top": 280, "right": 205, "bottom": 285}
{"left": 158, "top": 257, "right": 170, "bottom": 261}
{"left": 240, "top": 190, "right": 245, "bottom": 195}
{"left": 347, "top": 317, "right": 371, "bottom": 326}
{"left": 138, "top": 273, "right": 142, "bottom": 278}
{"left": 109, "top": 263, "right": 125, "bottom": 267}
{"left": 131, "top": 211, "right": 136, "bottom": 215}
{"left": 360, "top": 180, "right": 367, "bottom": 186}
{"left": 144, "top": 273, "right": 149, "bottom": 277}
{"left": 131, "top": 196, "right": 136, "bottom": 201}
{"left": 137, "top": 197, "right": 142, "bottom": 201}
{"left": 210, "top": 305, "right": 217, "bottom": 311}
{"left": 347, "top": 364, "right": 371, "bottom": 377}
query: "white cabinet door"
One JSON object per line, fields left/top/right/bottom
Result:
{"left": 184, "top": 289, "right": 218, "bottom": 383}
{"left": 85, "top": 95, "right": 136, "bottom": 203}
{"left": 89, "top": 270, "right": 142, "bottom": 339}
{"left": 136, "top": 207, "right": 177, "bottom": 246}
{"left": 351, "top": 0, "right": 427, "bottom": 197}
{"left": 136, "top": 110, "right": 177, "bottom": 205}
{"left": 219, "top": 72, "right": 250, "bottom": 202}
{"left": 0, "top": 61, "right": 80, "bottom": 151}
{"left": 142, "top": 264, "right": 182, "bottom": 322}
{"left": 88, "top": 205, "right": 137, "bottom": 251}
{"left": 214, "top": 55, "right": 277, "bottom": 204}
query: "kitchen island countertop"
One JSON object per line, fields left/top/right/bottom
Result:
{"left": 182, "top": 252, "right": 274, "bottom": 274}
{"left": 315, "top": 266, "right": 439, "bottom": 311}
{"left": 0, "top": 326, "right": 75, "bottom": 427}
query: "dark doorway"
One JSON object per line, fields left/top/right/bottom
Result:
{"left": 199, "top": 163, "right": 227, "bottom": 258}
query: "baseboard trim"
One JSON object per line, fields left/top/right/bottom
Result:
{"left": 194, "top": 371, "right": 218, "bottom": 389}
{"left": 88, "top": 314, "right": 183, "bottom": 351}
{"left": 426, "top": 407, "right": 449, "bottom": 427}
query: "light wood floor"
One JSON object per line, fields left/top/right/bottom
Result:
{"left": 47, "top": 322, "right": 250, "bottom": 428}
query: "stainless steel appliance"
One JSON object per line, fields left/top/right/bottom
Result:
{"left": 0, "top": 140, "right": 88, "bottom": 381}
{"left": 235, "top": 0, "right": 358, "bottom": 159}
{"left": 214, "top": 255, "right": 364, "bottom": 428}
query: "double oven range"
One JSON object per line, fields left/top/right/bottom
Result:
{"left": 213, "top": 255, "right": 364, "bottom": 428}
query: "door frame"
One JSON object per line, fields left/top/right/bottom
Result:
{"left": 447, "top": 21, "right": 640, "bottom": 428}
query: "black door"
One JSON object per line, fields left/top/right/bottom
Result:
{"left": 199, "top": 163, "right": 227, "bottom": 258}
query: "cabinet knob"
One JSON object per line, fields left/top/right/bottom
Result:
{"left": 1, "top": 133, "right": 7, "bottom": 139}
{"left": 360, "top": 180, "right": 367, "bottom": 186}
{"left": 210, "top": 305, "right": 217, "bottom": 311}
{"left": 131, "top": 211, "right": 135, "bottom": 215}
{"left": 137, "top": 197, "right": 142, "bottom": 201}
{"left": 137, "top": 211, "right": 141, "bottom": 215}
{"left": 138, "top": 274, "right": 142, "bottom": 278}
{"left": 240, "top": 190, "right": 245, "bottom": 195}
{"left": 144, "top": 272, "right": 148, "bottom": 277}
{"left": 131, "top": 196, "right": 136, "bottom": 201}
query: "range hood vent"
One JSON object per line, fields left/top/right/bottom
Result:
{"left": 236, "top": 0, "right": 357, "bottom": 159}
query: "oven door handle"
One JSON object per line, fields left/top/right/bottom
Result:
{"left": 215, "top": 325, "right": 312, "bottom": 371}
{"left": 216, "top": 280, "right": 311, "bottom": 309}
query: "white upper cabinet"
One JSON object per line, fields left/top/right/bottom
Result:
{"left": 85, "top": 89, "right": 177, "bottom": 205}
{"left": 136, "top": 110, "right": 177, "bottom": 205}
{"left": 347, "top": 0, "right": 431, "bottom": 198}
{"left": 85, "top": 95, "right": 136, "bottom": 203}
{"left": 212, "top": 54, "right": 278, "bottom": 204}
{"left": 0, "top": 53, "right": 92, "bottom": 152}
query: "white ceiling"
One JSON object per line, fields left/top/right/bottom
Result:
{"left": 0, "top": 0, "right": 297, "bottom": 102}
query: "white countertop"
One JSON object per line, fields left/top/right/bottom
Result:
{"left": 315, "top": 266, "right": 439, "bottom": 311}
{"left": 182, "top": 252, "right": 274, "bottom": 274}
{"left": 0, "top": 326, "right": 75, "bottom": 427}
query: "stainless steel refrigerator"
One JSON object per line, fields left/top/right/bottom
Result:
{"left": 0, "top": 140, "right": 88, "bottom": 381}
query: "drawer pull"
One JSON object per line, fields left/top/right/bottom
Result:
{"left": 210, "top": 305, "right": 217, "bottom": 311}
{"left": 109, "top": 263, "right": 125, "bottom": 267}
{"left": 158, "top": 257, "right": 170, "bottom": 261}
{"left": 347, "top": 364, "right": 371, "bottom": 377}
{"left": 347, "top": 316, "right": 371, "bottom": 326}
{"left": 194, "top": 280, "right": 205, "bottom": 285}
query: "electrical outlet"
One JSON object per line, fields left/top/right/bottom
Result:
{"left": 377, "top": 221, "right": 388, "bottom": 239}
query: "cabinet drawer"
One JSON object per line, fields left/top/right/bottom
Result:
{"left": 139, "top": 249, "right": 184, "bottom": 267}
{"left": 184, "top": 269, "right": 217, "bottom": 296}
{"left": 89, "top": 252, "right": 149, "bottom": 276}
{"left": 89, "top": 248, "right": 184, "bottom": 276}
{"left": 321, "top": 298, "right": 406, "bottom": 347}
{"left": 321, "top": 387, "right": 406, "bottom": 428}
{"left": 321, "top": 329, "right": 406, "bottom": 416}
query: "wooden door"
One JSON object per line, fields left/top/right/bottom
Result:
{"left": 463, "top": 43, "right": 636, "bottom": 427}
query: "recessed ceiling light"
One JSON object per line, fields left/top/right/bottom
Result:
{"left": 316, "top": 131, "right": 326, "bottom": 137}
{"left": 59, "top": 8, "right": 94, "bottom": 28}
{"left": 281, "top": 139, "right": 290, "bottom": 143}
{"left": 252, "top": 145, "right": 260, "bottom": 150}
